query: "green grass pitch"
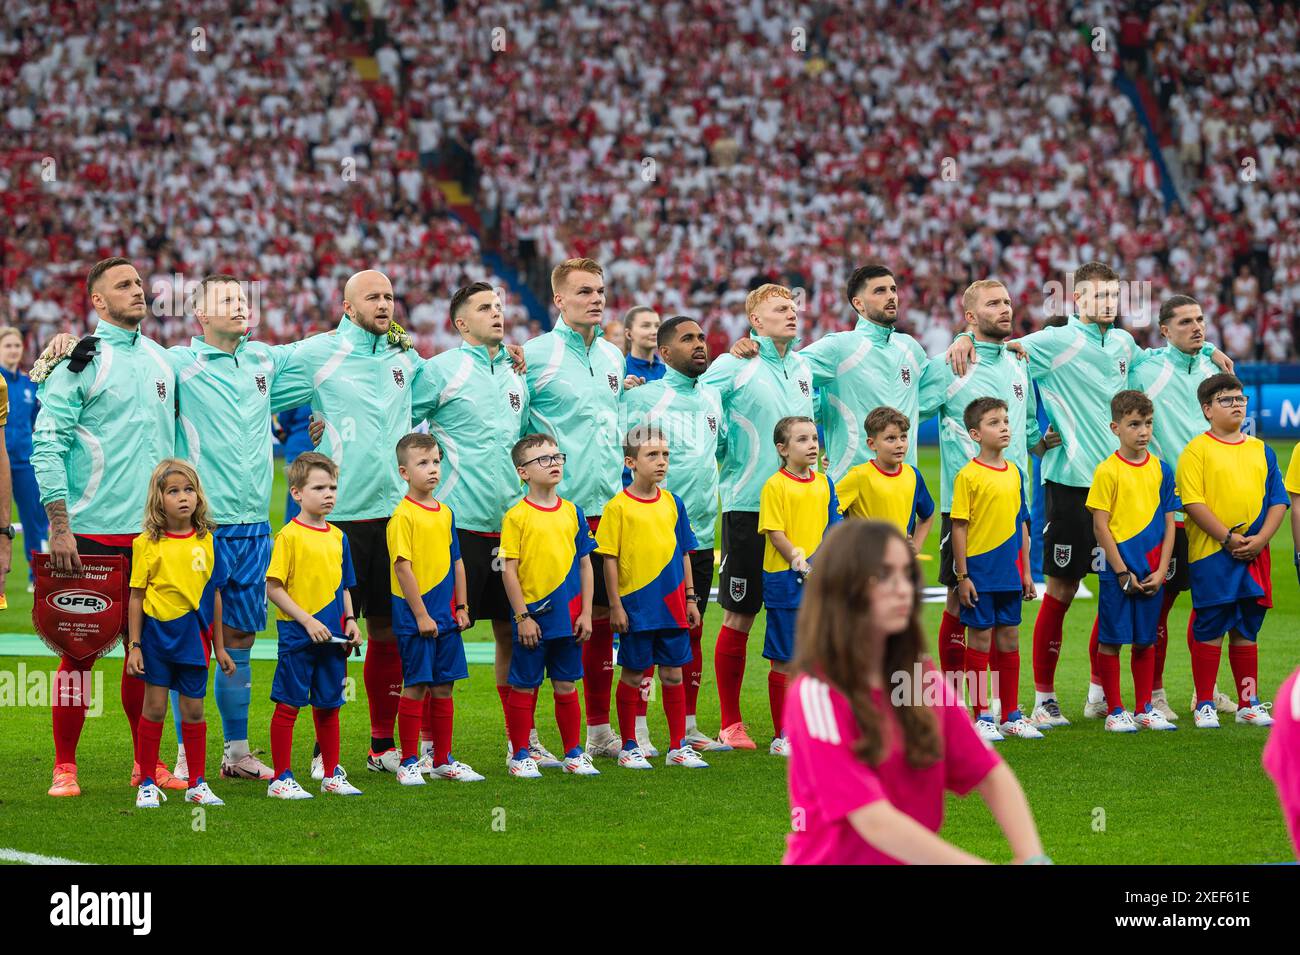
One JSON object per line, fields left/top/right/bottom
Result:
{"left": 1, "top": 445, "right": 1295, "bottom": 864}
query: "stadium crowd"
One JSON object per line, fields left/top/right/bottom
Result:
{"left": 0, "top": 0, "right": 1296, "bottom": 361}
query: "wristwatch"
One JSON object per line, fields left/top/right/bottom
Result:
{"left": 955, "top": 572, "right": 969, "bottom": 582}
{"left": 0, "top": 526, "right": 13, "bottom": 539}
{"left": 513, "top": 610, "right": 532, "bottom": 623}
{"left": 455, "top": 603, "right": 467, "bottom": 611}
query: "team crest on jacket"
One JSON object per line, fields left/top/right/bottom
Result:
{"left": 1053, "top": 544, "right": 1072, "bottom": 568}
{"left": 508, "top": 390, "right": 521, "bottom": 413}
{"left": 798, "top": 378, "right": 810, "bottom": 398}
{"left": 392, "top": 367, "right": 406, "bottom": 389}
{"left": 154, "top": 379, "right": 167, "bottom": 402}
{"left": 1118, "top": 358, "right": 1128, "bottom": 377}
{"left": 607, "top": 373, "right": 619, "bottom": 393}
{"left": 900, "top": 365, "right": 912, "bottom": 386}
{"left": 255, "top": 374, "right": 267, "bottom": 396}
{"left": 1013, "top": 382, "right": 1024, "bottom": 401}
{"left": 729, "top": 577, "right": 747, "bottom": 602}
{"left": 707, "top": 414, "right": 718, "bottom": 435}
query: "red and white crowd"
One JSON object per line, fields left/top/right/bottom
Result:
{"left": 1, "top": 0, "right": 1296, "bottom": 360}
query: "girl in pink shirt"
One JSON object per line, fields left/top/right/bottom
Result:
{"left": 1262, "top": 667, "right": 1300, "bottom": 860}
{"left": 783, "top": 519, "right": 1047, "bottom": 865}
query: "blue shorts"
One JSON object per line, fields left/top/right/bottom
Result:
{"left": 1098, "top": 577, "right": 1162, "bottom": 646}
{"left": 271, "top": 643, "right": 349, "bottom": 709}
{"left": 509, "top": 635, "right": 583, "bottom": 688}
{"left": 959, "top": 590, "right": 1023, "bottom": 631}
{"left": 139, "top": 641, "right": 209, "bottom": 698}
{"left": 398, "top": 631, "right": 469, "bottom": 686}
{"left": 214, "top": 531, "right": 272, "bottom": 633}
{"left": 1192, "top": 599, "right": 1267, "bottom": 643}
{"left": 763, "top": 606, "right": 798, "bottom": 663}
{"left": 617, "top": 628, "right": 691, "bottom": 671}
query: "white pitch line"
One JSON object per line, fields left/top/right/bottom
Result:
{"left": 0, "top": 847, "right": 92, "bottom": 865}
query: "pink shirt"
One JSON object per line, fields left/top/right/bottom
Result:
{"left": 783, "top": 674, "right": 1000, "bottom": 865}
{"left": 1262, "top": 668, "right": 1300, "bottom": 860}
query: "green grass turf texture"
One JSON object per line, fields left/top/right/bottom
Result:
{"left": 0, "top": 444, "right": 1295, "bottom": 865}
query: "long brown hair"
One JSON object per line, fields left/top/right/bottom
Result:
{"left": 142, "top": 459, "right": 212, "bottom": 541}
{"left": 793, "top": 519, "right": 941, "bottom": 768}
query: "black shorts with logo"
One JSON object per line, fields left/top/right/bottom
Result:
{"left": 1042, "top": 481, "right": 1096, "bottom": 581}
{"left": 719, "top": 511, "right": 764, "bottom": 616}
{"left": 458, "top": 528, "right": 512, "bottom": 624}
{"left": 334, "top": 518, "right": 391, "bottom": 620}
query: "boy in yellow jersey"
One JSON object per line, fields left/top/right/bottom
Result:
{"left": 387, "top": 433, "right": 478, "bottom": 784}
{"left": 597, "top": 426, "right": 705, "bottom": 770}
{"left": 757, "top": 416, "right": 842, "bottom": 757}
{"left": 1177, "top": 374, "right": 1288, "bottom": 729}
{"left": 500, "top": 434, "right": 599, "bottom": 778}
{"left": 1289, "top": 445, "right": 1300, "bottom": 588}
{"left": 835, "top": 406, "right": 935, "bottom": 553}
{"left": 951, "top": 398, "right": 1037, "bottom": 743}
{"left": 265, "top": 452, "right": 363, "bottom": 799}
{"left": 1085, "top": 391, "right": 1178, "bottom": 734}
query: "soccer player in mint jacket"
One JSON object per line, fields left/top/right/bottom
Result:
{"left": 273, "top": 269, "right": 425, "bottom": 773}
{"left": 1128, "top": 294, "right": 1235, "bottom": 719}
{"left": 917, "top": 280, "right": 1043, "bottom": 687}
{"left": 701, "top": 284, "right": 815, "bottom": 750}
{"left": 523, "top": 258, "right": 627, "bottom": 758}
{"left": 1177, "top": 374, "right": 1288, "bottom": 729}
{"left": 620, "top": 315, "right": 729, "bottom": 753}
{"left": 34, "top": 258, "right": 180, "bottom": 798}
{"left": 412, "top": 283, "right": 553, "bottom": 765}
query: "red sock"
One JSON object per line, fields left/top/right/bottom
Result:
{"left": 421, "top": 694, "right": 434, "bottom": 743}
{"left": 180, "top": 720, "right": 206, "bottom": 785}
{"left": 715, "top": 625, "right": 748, "bottom": 727}
{"left": 554, "top": 690, "right": 581, "bottom": 755}
{"left": 964, "top": 646, "right": 991, "bottom": 713}
{"left": 636, "top": 665, "right": 656, "bottom": 717}
{"left": 363, "top": 639, "right": 403, "bottom": 740}
{"left": 1088, "top": 616, "right": 1101, "bottom": 683}
{"left": 1097, "top": 651, "right": 1123, "bottom": 714}
{"left": 1154, "top": 588, "right": 1178, "bottom": 686}
{"left": 270, "top": 703, "right": 298, "bottom": 777}
{"left": 495, "top": 684, "right": 511, "bottom": 726}
{"left": 1228, "top": 643, "right": 1258, "bottom": 707}
{"left": 1032, "top": 594, "right": 1069, "bottom": 691}
{"left": 767, "top": 669, "right": 787, "bottom": 738}
{"left": 1190, "top": 639, "right": 1221, "bottom": 707}
{"left": 312, "top": 707, "right": 340, "bottom": 777}
{"left": 506, "top": 689, "right": 534, "bottom": 756}
{"left": 429, "top": 697, "right": 454, "bottom": 766}
{"left": 685, "top": 626, "right": 703, "bottom": 717}
{"left": 121, "top": 661, "right": 145, "bottom": 751}
{"left": 1131, "top": 646, "right": 1154, "bottom": 714}
{"left": 529, "top": 684, "right": 539, "bottom": 731}
{"left": 662, "top": 681, "right": 687, "bottom": 750}
{"left": 53, "top": 656, "right": 93, "bottom": 765}
{"left": 615, "top": 680, "right": 640, "bottom": 747}
{"left": 583, "top": 619, "right": 614, "bottom": 725}
{"left": 397, "top": 695, "right": 424, "bottom": 762}
{"left": 938, "top": 611, "right": 966, "bottom": 675}
{"left": 136, "top": 716, "right": 164, "bottom": 782}
{"left": 998, "top": 649, "right": 1020, "bottom": 716}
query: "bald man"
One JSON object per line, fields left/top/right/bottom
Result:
{"left": 275, "top": 270, "right": 425, "bottom": 775}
